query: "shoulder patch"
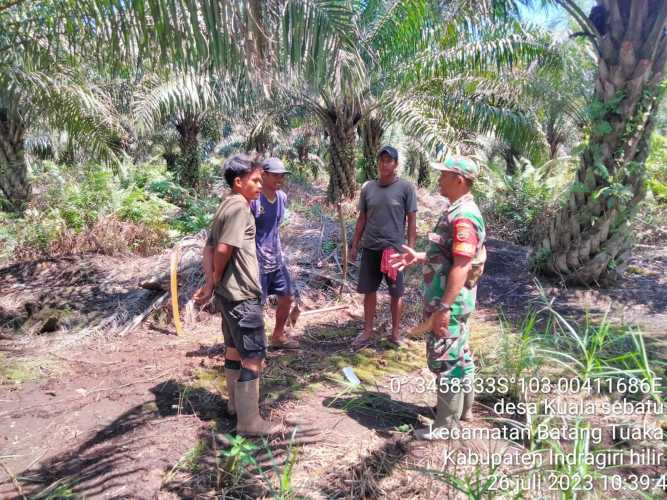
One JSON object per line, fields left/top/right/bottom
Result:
{"left": 452, "top": 242, "right": 476, "bottom": 257}
{"left": 452, "top": 218, "right": 479, "bottom": 257}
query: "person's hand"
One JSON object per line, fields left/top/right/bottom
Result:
{"left": 193, "top": 284, "right": 213, "bottom": 305}
{"left": 348, "top": 245, "right": 358, "bottom": 263}
{"left": 390, "top": 244, "right": 423, "bottom": 271}
{"left": 431, "top": 310, "right": 450, "bottom": 338}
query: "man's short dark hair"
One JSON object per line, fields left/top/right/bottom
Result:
{"left": 223, "top": 154, "right": 261, "bottom": 188}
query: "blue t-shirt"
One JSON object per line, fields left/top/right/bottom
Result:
{"left": 250, "top": 191, "right": 287, "bottom": 273}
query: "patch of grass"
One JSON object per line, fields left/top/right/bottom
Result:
{"left": 536, "top": 307, "right": 662, "bottom": 400}
{"left": 182, "top": 439, "right": 208, "bottom": 473}
{"left": 262, "top": 323, "right": 426, "bottom": 403}
{"left": 468, "top": 316, "right": 503, "bottom": 361}
{"left": 328, "top": 347, "right": 424, "bottom": 385}
{"left": 625, "top": 265, "right": 652, "bottom": 276}
{"left": 412, "top": 463, "right": 503, "bottom": 499}
{"left": 193, "top": 366, "right": 224, "bottom": 389}
{"left": 0, "top": 354, "right": 42, "bottom": 385}
{"left": 479, "top": 312, "right": 543, "bottom": 401}
{"left": 164, "top": 439, "right": 208, "bottom": 483}
{"left": 22, "top": 476, "right": 80, "bottom": 499}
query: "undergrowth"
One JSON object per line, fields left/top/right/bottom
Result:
{"left": 0, "top": 159, "right": 221, "bottom": 265}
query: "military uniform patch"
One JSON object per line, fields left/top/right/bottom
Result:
{"left": 453, "top": 242, "right": 476, "bottom": 256}
{"left": 456, "top": 228, "right": 471, "bottom": 240}
{"left": 452, "top": 219, "right": 478, "bottom": 257}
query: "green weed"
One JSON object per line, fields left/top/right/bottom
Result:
{"left": 24, "top": 476, "right": 80, "bottom": 499}
{"left": 164, "top": 439, "right": 208, "bottom": 482}
{"left": 496, "top": 311, "right": 544, "bottom": 401}
{"left": 0, "top": 354, "right": 42, "bottom": 385}
{"left": 411, "top": 463, "right": 505, "bottom": 499}
{"left": 220, "top": 434, "right": 259, "bottom": 487}
{"left": 256, "top": 428, "right": 301, "bottom": 499}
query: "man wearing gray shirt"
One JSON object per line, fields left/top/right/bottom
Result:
{"left": 349, "top": 145, "right": 417, "bottom": 348}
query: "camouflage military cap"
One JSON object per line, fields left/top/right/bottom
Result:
{"left": 431, "top": 156, "right": 479, "bottom": 180}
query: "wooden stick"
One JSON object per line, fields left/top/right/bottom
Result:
{"left": 408, "top": 316, "right": 434, "bottom": 337}
{"left": 337, "top": 202, "right": 348, "bottom": 296}
{"left": 170, "top": 246, "right": 184, "bottom": 336}
{"left": 299, "top": 304, "right": 349, "bottom": 317}
{"left": 118, "top": 292, "right": 168, "bottom": 337}
{"left": 0, "top": 460, "right": 27, "bottom": 500}
{"left": 316, "top": 217, "right": 325, "bottom": 261}
{"left": 297, "top": 268, "right": 355, "bottom": 291}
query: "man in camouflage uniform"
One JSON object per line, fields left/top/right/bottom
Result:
{"left": 391, "top": 156, "right": 486, "bottom": 440}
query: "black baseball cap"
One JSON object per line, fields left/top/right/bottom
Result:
{"left": 261, "top": 157, "right": 290, "bottom": 174}
{"left": 378, "top": 145, "right": 398, "bottom": 161}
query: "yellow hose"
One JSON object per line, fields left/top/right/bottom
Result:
{"left": 170, "top": 245, "right": 183, "bottom": 336}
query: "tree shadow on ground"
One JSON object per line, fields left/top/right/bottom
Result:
{"left": 20, "top": 379, "right": 235, "bottom": 498}
{"left": 479, "top": 238, "right": 667, "bottom": 317}
{"left": 0, "top": 255, "right": 163, "bottom": 337}
{"left": 185, "top": 342, "right": 226, "bottom": 358}
{"left": 322, "top": 391, "right": 429, "bottom": 434}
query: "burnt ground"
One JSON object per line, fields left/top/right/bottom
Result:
{"left": 1, "top": 184, "right": 666, "bottom": 499}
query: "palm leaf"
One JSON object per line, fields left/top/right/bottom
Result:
{"left": 6, "top": 65, "right": 125, "bottom": 165}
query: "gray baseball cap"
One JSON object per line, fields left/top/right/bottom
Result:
{"left": 261, "top": 157, "right": 290, "bottom": 174}
{"left": 378, "top": 145, "right": 398, "bottom": 161}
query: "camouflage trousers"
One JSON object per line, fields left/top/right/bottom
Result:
{"left": 425, "top": 312, "right": 474, "bottom": 380}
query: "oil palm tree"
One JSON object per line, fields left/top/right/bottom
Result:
{"left": 0, "top": 61, "right": 125, "bottom": 211}
{"left": 279, "top": 1, "right": 553, "bottom": 200}
{"left": 132, "top": 72, "right": 241, "bottom": 187}
{"left": 508, "top": 0, "right": 667, "bottom": 284}
{"left": 388, "top": 13, "right": 556, "bottom": 158}
{"left": 2, "top": 0, "right": 359, "bottom": 208}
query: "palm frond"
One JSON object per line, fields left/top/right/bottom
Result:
{"left": 361, "top": 0, "right": 438, "bottom": 68}
{"left": 6, "top": 65, "right": 125, "bottom": 165}
{"left": 384, "top": 90, "right": 455, "bottom": 158}
{"left": 278, "top": 0, "right": 361, "bottom": 84}
{"left": 404, "top": 19, "right": 558, "bottom": 86}
{"left": 133, "top": 72, "right": 226, "bottom": 134}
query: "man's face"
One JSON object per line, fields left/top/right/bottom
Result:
{"left": 438, "top": 170, "right": 460, "bottom": 198}
{"left": 236, "top": 168, "right": 263, "bottom": 201}
{"left": 262, "top": 171, "right": 286, "bottom": 191}
{"left": 378, "top": 153, "right": 398, "bottom": 178}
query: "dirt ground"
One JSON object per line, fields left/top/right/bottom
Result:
{"left": 1, "top": 185, "right": 666, "bottom": 499}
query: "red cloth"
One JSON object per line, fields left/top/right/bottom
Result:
{"left": 381, "top": 247, "right": 398, "bottom": 281}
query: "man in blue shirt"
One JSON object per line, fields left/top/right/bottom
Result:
{"left": 251, "top": 158, "right": 298, "bottom": 349}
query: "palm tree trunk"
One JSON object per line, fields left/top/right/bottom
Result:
{"left": 175, "top": 114, "right": 201, "bottom": 188}
{"left": 163, "top": 149, "right": 179, "bottom": 172}
{"left": 417, "top": 152, "right": 430, "bottom": 187}
{"left": 359, "top": 115, "right": 383, "bottom": 181}
{"left": 326, "top": 123, "right": 357, "bottom": 201}
{"left": 535, "top": 1, "right": 667, "bottom": 285}
{"left": 406, "top": 142, "right": 430, "bottom": 187}
{"left": 501, "top": 143, "right": 521, "bottom": 176}
{"left": 0, "top": 113, "right": 29, "bottom": 212}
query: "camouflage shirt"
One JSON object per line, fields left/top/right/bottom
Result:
{"left": 423, "top": 193, "right": 486, "bottom": 316}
